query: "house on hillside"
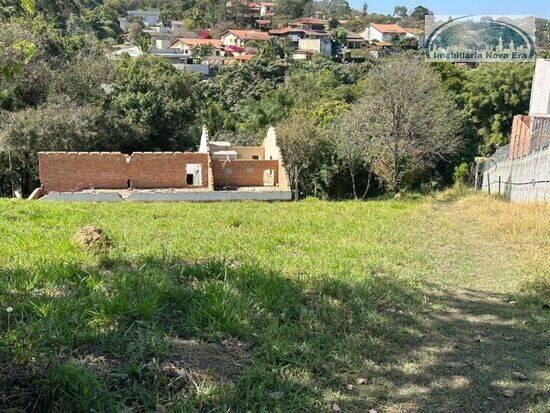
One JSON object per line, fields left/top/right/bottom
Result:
{"left": 225, "top": 0, "right": 273, "bottom": 24}
{"left": 360, "top": 23, "right": 408, "bottom": 43}
{"left": 36, "top": 126, "right": 291, "bottom": 202}
{"left": 270, "top": 17, "right": 332, "bottom": 58}
{"left": 220, "top": 29, "right": 271, "bottom": 48}
{"left": 402, "top": 27, "right": 424, "bottom": 47}
{"left": 255, "top": 19, "right": 271, "bottom": 30}
{"left": 248, "top": 2, "right": 275, "bottom": 16}
{"left": 118, "top": 9, "right": 160, "bottom": 31}
{"left": 344, "top": 31, "right": 366, "bottom": 49}
{"left": 171, "top": 38, "right": 226, "bottom": 58}
{"left": 289, "top": 17, "right": 327, "bottom": 31}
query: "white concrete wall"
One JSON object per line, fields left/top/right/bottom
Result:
{"left": 297, "top": 38, "right": 331, "bottom": 56}
{"left": 481, "top": 145, "right": 550, "bottom": 202}
{"left": 529, "top": 59, "right": 550, "bottom": 116}
{"left": 221, "top": 33, "right": 239, "bottom": 46}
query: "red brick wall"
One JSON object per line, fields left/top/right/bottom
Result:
{"left": 509, "top": 115, "right": 532, "bottom": 159}
{"left": 38, "top": 152, "right": 209, "bottom": 192}
{"left": 38, "top": 152, "right": 128, "bottom": 192}
{"left": 129, "top": 152, "right": 209, "bottom": 188}
{"left": 211, "top": 160, "right": 279, "bottom": 187}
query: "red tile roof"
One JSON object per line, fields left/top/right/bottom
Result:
{"left": 292, "top": 17, "right": 325, "bottom": 25}
{"left": 171, "top": 38, "right": 223, "bottom": 48}
{"left": 370, "top": 23, "right": 407, "bottom": 34}
{"left": 221, "top": 29, "right": 271, "bottom": 41}
{"left": 235, "top": 54, "right": 255, "bottom": 61}
{"left": 269, "top": 26, "right": 330, "bottom": 36}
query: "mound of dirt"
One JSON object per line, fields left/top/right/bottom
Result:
{"left": 74, "top": 226, "right": 112, "bottom": 252}
{"left": 160, "top": 338, "right": 249, "bottom": 386}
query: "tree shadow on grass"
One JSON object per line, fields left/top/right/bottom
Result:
{"left": 1, "top": 259, "right": 547, "bottom": 412}
{"left": 0, "top": 256, "right": 427, "bottom": 412}
{"left": 368, "top": 286, "right": 550, "bottom": 412}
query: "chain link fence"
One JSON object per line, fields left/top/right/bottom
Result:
{"left": 478, "top": 143, "right": 550, "bottom": 202}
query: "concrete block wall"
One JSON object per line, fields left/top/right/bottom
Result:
{"left": 263, "top": 126, "right": 290, "bottom": 190}
{"left": 38, "top": 152, "right": 209, "bottom": 192}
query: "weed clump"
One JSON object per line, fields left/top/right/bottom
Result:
{"left": 74, "top": 226, "right": 112, "bottom": 252}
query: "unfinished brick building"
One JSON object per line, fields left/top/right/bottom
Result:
{"left": 37, "top": 126, "right": 291, "bottom": 201}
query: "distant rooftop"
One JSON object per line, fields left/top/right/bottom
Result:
{"left": 370, "top": 23, "right": 407, "bottom": 34}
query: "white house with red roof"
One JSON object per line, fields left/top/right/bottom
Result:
{"left": 171, "top": 38, "right": 225, "bottom": 57}
{"left": 219, "top": 29, "right": 271, "bottom": 48}
{"left": 360, "top": 23, "right": 408, "bottom": 42}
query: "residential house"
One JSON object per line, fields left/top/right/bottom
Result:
{"left": 248, "top": 2, "right": 275, "bottom": 16}
{"left": 402, "top": 27, "right": 424, "bottom": 47}
{"left": 171, "top": 38, "right": 225, "bottom": 58}
{"left": 360, "top": 23, "right": 408, "bottom": 43}
{"left": 149, "top": 33, "right": 180, "bottom": 50}
{"left": 270, "top": 17, "right": 332, "bottom": 57}
{"left": 118, "top": 8, "right": 160, "bottom": 31}
{"left": 255, "top": 19, "right": 271, "bottom": 31}
{"left": 171, "top": 21, "right": 185, "bottom": 32}
{"left": 344, "top": 31, "right": 366, "bottom": 49}
{"left": 220, "top": 29, "right": 271, "bottom": 48}
{"left": 289, "top": 17, "right": 327, "bottom": 31}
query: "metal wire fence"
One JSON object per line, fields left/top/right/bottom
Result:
{"left": 479, "top": 143, "right": 550, "bottom": 202}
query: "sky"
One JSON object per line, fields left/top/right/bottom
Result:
{"left": 349, "top": 0, "right": 550, "bottom": 18}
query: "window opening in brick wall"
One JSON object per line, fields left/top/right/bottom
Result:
{"left": 185, "top": 164, "right": 202, "bottom": 186}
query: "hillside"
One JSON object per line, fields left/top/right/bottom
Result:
{"left": 0, "top": 193, "right": 549, "bottom": 411}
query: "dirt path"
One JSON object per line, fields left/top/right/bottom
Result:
{"left": 379, "top": 201, "right": 549, "bottom": 412}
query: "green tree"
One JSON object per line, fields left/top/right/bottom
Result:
{"left": 350, "top": 55, "right": 461, "bottom": 192}
{"left": 107, "top": 55, "right": 204, "bottom": 151}
{"left": 134, "top": 35, "right": 150, "bottom": 53}
{"left": 0, "top": 98, "right": 127, "bottom": 194}
{"left": 410, "top": 5, "right": 432, "bottom": 21}
{"left": 275, "top": 0, "right": 310, "bottom": 19}
{"left": 393, "top": 5, "right": 407, "bottom": 18}
{"left": 332, "top": 27, "right": 348, "bottom": 48}
{"left": 332, "top": 104, "right": 375, "bottom": 198}
{"left": 127, "top": 22, "right": 143, "bottom": 44}
{"left": 276, "top": 113, "right": 330, "bottom": 200}
{"left": 315, "top": 0, "right": 352, "bottom": 19}
{"left": 211, "top": 57, "right": 283, "bottom": 110}
{"left": 192, "top": 43, "right": 215, "bottom": 61}
{"left": 82, "top": 6, "right": 121, "bottom": 40}
{"left": 461, "top": 63, "right": 533, "bottom": 154}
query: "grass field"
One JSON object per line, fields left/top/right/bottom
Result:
{"left": 0, "top": 192, "right": 548, "bottom": 412}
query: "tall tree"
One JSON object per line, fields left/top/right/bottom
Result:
{"left": 351, "top": 56, "right": 461, "bottom": 192}
{"left": 315, "top": 0, "right": 351, "bottom": 19}
{"left": 276, "top": 114, "right": 326, "bottom": 200}
{"left": 107, "top": 55, "right": 204, "bottom": 151}
{"left": 333, "top": 105, "right": 375, "bottom": 199}
{"left": 275, "top": 0, "right": 310, "bottom": 19}
{"left": 393, "top": 5, "right": 407, "bottom": 18}
{"left": 461, "top": 63, "right": 533, "bottom": 154}
{"left": 410, "top": 5, "right": 432, "bottom": 21}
